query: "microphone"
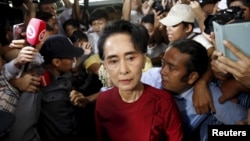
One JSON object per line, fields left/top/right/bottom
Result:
{"left": 22, "top": 18, "right": 46, "bottom": 72}
{"left": 26, "top": 18, "right": 46, "bottom": 46}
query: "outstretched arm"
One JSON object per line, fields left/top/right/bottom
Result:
{"left": 189, "top": 1, "right": 205, "bottom": 32}
{"left": 122, "top": 0, "right": 131, "bottom": 21}
{"left": 193, "top": 64, "right": 216, "bottom": 114}
{"left": 62, "top": 0, "right": 72, "bottom": 9}
{"left": 193, "top": 46, "right": 216, "bottom": 114}
{"left": 219, "top": 78, "right": 250, "bottom": 103}
{"left": 72, "top": 0, "right": 81, "bottom": 21}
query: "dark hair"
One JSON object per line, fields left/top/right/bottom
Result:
{"left": 89, "top": 8, "right": 109, "bottom": 25}
{"left": 169, "top": 39, "right": 209, "bottom": 82}
{"left": 36, "top": 11, "right": 54, "bottom": 31}
{"left": 36, "top": 11, "right": 53, "bottom": 22}
{"left": 199, "top": 0, "right": 220, "bottom": 8}
{"left": 98, "top": 20, "right": 149, "bottom": 60}
{"left": 141, "top": 13, "right": 154, "bottom": 25}
{"left": 69, "top": 30, "right": 88, "bottom": 43}
{"left": 62, "top": 19, "right": 81, "bottom": 32}
{"left": 182, "top": 22, "right": 194, "bottom": 31}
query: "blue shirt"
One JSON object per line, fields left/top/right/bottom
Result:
{"left": 174, "top": 88, "right": 209, "bottom": 134}
{"left": 141, "top": 67, "right": 247, "bottom": 132}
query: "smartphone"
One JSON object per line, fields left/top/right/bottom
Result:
{"left": 13, "top": 23, "right": 25, "bottom": 40}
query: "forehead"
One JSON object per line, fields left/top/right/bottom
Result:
{"left": 103, "top": 33, "right": 136, "bottom": 57}
{"left": 230, "top": 1, "right": 245, "bottom": 8}
{"left": 92, "top": 18, "right": 107, "bottom": 23}
{"left": 164, "top": 47, "right": 189, "bottom": 64}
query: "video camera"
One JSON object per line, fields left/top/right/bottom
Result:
{"left": 204, "top": 6, "right": 245, "bottom": 34}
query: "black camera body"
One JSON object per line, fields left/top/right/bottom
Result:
{"left": 204, "top": 6, "right": 245, "bottom": 34}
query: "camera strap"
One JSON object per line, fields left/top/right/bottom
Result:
{"left": 188, "top": 32, "right": 200, "bottom": 40}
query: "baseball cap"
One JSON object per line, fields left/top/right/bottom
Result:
{"left": 40, "top": 35, "right": 83, "bottom": 63}
{"left": 160, "top": 4, "right": 196, "bottom": 26}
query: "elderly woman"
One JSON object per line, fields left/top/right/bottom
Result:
{"left": 95, "top": 20, "right": 183, "bottom": 141}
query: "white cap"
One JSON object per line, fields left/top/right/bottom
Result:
{"left": 160, "top": 4, "right": 196, "bottom": 26}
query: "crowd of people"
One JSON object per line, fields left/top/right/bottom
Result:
{"left": 0, "top": 0, "right": 250, "bottom": 141}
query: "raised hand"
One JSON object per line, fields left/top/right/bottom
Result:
{"left": 10, "top": 72, "right": 40, "bottom": 93}
{"left": 9, "top": 39, "right": 27, "bottom": 49}
{"left": 78, "top": 42, "right": 92, "bottom": 55}
{"left": 70, "top": 90, "right": 90, "bottom": 108}
{"left": 13, "top": 46, "right": 38, "bottom": 68}
{"left": 215, "top": 40, "right": 250, "bottom": 89}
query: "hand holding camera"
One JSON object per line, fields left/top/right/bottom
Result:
{"left": 204, "top": 6, "right": 244, "bottom": 34}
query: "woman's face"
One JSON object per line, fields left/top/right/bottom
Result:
{"left": 166, "top": 23, "right": 190, "bottom": 42}
{"left": 102, "top": 33, "right": 145, "bottom": 92}
{"left": 141, "top": 22, "right": 154, "bottom": 38}
{"left": 141, "top": 22, "right": 155, "bottom": 44}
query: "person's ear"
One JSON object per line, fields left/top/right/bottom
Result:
{"left": 185, "top": 24, "right": 193, "bottom": 33}
{"left": 187, "top": 71, "right": 199, "bottom": 85}
{"left": 52, "top": 58, "right": 61, "bottom": 67}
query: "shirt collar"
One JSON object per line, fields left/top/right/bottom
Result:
{"left": 174, "top": 87, "right": 194, "bottom": 102}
